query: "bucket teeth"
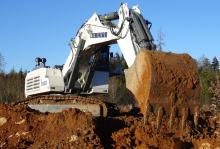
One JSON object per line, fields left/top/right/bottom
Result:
{"left": 168, "top": 107, "right": 176, "bottom": 129}
{"left": 181, "top": 108, "right": 189, "bottom": 130}
{"left": 143, "top": 103, "right": 151, "bottom": 125}
{"left": 156, "top": 107, "right": 164, "bottom": 130}
{"left": 194, "top": 106, "right": 199, "bottom": 128}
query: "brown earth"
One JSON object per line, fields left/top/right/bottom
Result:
{"left": 111, "top": 113, "right": 220, "bottom": 149}
{"left": 0, "top": 104, "right": 102, "bottom": 149}
{"left": 0, "top": 103, "right": 219, "bottom": 149}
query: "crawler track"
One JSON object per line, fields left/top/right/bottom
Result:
{"left": 14, "top": 95, "right": 108, "bottom": 117}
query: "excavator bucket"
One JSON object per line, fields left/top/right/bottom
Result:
{"left": 125, "top": 50, "right": 200, "bottom": 127}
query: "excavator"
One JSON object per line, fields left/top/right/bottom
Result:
{"left": 21, "top": 3, "right": 200, "bottom": 127}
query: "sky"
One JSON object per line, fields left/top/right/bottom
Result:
{"left": 0, "top": 0, "right": 220, "bottom": 72}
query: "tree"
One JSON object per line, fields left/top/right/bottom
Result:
{"left": 197, "top": 56, "right": 220, "bottom": 106}
{"left": 110, "top": 52, "right": 127, "bottom": 74}
{"left": 0, "top": 68, "right": 26, "bottom": 103}
{"left": 198, "top": 55, "right": 211, "bottom": 71}
{"left": 199, "top": 69, "right": 215, "bottom": 104}
{"left": 198, "top": 56, "right": 214, "bottom": 104}
{"left": 156, "top": 28, "right": 165, "bottom": 51}
{"left": 209, "top": 75, "right": 220, "bottom": 112}
{"left": 203, "top": 57, "right": 211, "bottom": 70}
{"left": 0, "top": 52, "right": 5, "bottom": 72}
{"left": 211, "top": 56, "right": 219, "bottom": 71}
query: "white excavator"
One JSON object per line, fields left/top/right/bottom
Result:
{"left": 23, "top": 3, "right": 200, "bottom": 126}
{"left": 25, "top": 3, "right": 155, "bottom": 97}
{"left": 24, "top": 3, "right": 155, "bottom": 116}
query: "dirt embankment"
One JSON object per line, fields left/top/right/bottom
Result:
{"left": 0, "top": 104, "right": 219, "bottom": 149}
{"left": 0, "top": 104, "right": 102, "bottom": 149}
{"left": 111, "top": 114, "right": 220, "bottom": 149}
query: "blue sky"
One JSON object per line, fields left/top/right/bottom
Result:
{"left": 0, "top": 0, "right": 220, "bottom": 72}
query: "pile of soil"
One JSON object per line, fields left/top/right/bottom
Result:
{"left": 0, "top": 103, "right": 219, "bottom": 148}
{"left": 0, "top": 104, "right": 102, "bottom": 149}
{"left": 111, "top": 114, "right": 220, "bottom": 148}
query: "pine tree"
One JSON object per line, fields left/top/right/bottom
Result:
{"left": 211, "top": 56, "right": 219, "bottom": 71}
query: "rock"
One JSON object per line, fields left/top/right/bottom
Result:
{"left": 15, "top": 132, "right": 20, "bottom": 137}
{"left": 8, "top": 135, "right": 13, "bottom": 138}
{"left": 15, "top": 131, "right": 29, "bottom": 137}
{"left": 69, "top": 135, "right": 78, "bottom": 142}
{"left": 21, "top": 131, "right": 29, "bottom": 135}
{"left": 0, "top": 142, "right": 6, "bottom": 148}
{"left": 199, "top": 143, "right": 210, "bottom": 149}
{"left": 15, "top": 119, "right": 25, "bottom": 125}
{"left": 0, "top": 117, "right": 7, "bottom": 126}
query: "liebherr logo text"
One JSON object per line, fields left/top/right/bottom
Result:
{"left": 90, "top": 32, "right": 107, "bottom": 38}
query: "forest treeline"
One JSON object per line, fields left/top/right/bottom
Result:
{"left": 0, "top": 52, "right": 219, "bottom": 108}
{"left": 0, "top": 70, "right": 26, "bottom": 103}
{"left": 198, "top": 56, "right": 220, "bottom": 109}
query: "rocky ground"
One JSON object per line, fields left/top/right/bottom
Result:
{"left": 0, "top": 103, "right": 219, "bottom": 149}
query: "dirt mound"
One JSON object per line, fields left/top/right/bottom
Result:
{"left": 0, "top": 104, "right": 102, "bottom": 149}
{"left": 111, "top": 114, "right": 220, "bottom": 149}
{"left": 0, "top": 104, "right": 219, "bottom": 148}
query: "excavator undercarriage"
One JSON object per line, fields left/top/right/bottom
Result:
{"left": 15, "top": 95, "right": 108, "bottom": 117}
